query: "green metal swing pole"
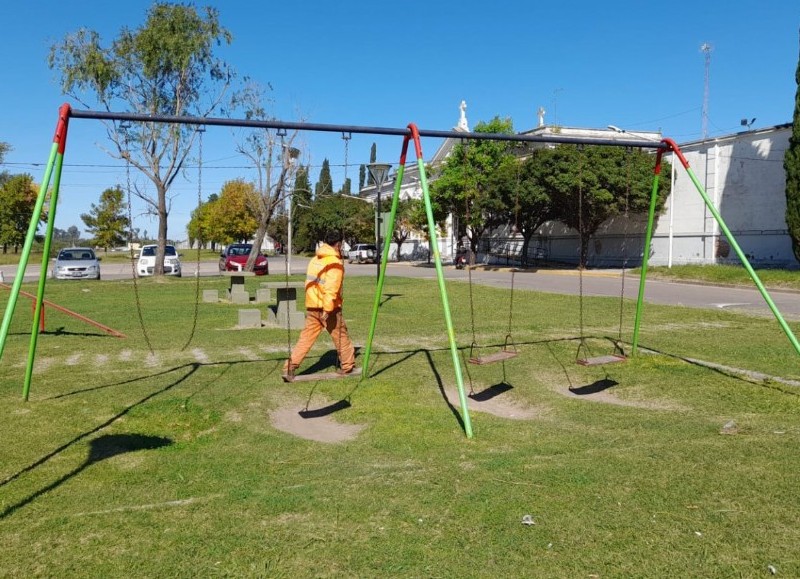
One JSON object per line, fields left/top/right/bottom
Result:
{"left": 23, "top": 132, "right": 68, "bottom": 400}
{"left": 633, "top": 138, "right": 800, "bottom": 357}
{"left": 361, "top": 153, "right": 405, "bottom": 376}
{"left": 0, "top": 104, "right": 70, "bottom": 367}
{"left": 631, "top": 145, "right": 665, "bottom": 355}
{"left": 361, "top": 124, "right": 474, "bottom": 438}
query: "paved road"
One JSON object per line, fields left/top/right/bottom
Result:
{"left": 3, "top": 258, "right": 799, "bottom": 320}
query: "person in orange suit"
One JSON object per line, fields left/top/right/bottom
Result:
{"left": 282, "top": 230, "right": 356, "bottom": 380}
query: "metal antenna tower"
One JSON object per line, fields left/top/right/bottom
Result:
{"left": 701, "top": 42, "right": 713, "bottom": 139}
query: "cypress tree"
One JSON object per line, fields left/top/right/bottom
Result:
{"left": 785, "top": 29, "right": 800, "bottom": 263}
{"left": 315, "top": 159, "right": 333, "bottom": 197}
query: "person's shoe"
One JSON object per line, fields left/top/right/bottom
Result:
{"left": 336, "top": 367, "right": 354, "bottom": 376}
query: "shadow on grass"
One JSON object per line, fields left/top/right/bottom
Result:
{"left": 299, "top": 399, "right": 352, "bottom": 419}
{"left": 0, "top": 433, "right": 172, "bottom": 520}
{"left": 469, "top": 381, "right": 514, "bottom": 401}
{"left": 569, "top": 378, "right": 618, "bottom": 395}
{"left": 0, "top": 356, "right": 285, "bottom": 518}
{"left": 380, "top": 293, "right": 403, "bottom": 307}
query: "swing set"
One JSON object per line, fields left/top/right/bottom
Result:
{"left": 3, "top": 103, "right": 800, "bottom": 440}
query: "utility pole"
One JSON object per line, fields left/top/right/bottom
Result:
{"left": 701, "top": 42, "right": 713, "bottom": 140}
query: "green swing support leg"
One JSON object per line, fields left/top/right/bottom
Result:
{"left": 632, "top": 139, "right": 800, "bottom": 358}
{"left": 362, "top": 124, "right": 474, "bottom": 439}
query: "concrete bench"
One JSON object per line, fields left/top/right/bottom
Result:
{"left": 262, "top": 282, "right": 306, "bottom": 329}
{"left": 223, "top": 271, "right": 255, "bottom": 301}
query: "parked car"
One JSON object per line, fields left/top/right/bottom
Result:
{"left": 51, "top": 247, "right": 101, "bottom": 280}
{"left": 348, "top": 243, "right": 379, "bottom": 264}
{"left": 219, "top": 243, "right": 269, "bottom": 275}
{"left": 135, "top": 244, "right": 182, "bottom": 277}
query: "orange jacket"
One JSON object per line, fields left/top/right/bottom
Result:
{"left": 304, "top": 243, "right": 344, "bottom": 312}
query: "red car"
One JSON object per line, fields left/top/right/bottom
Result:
{"left": 219, "top": 244, "right": 269, "bottom": 275}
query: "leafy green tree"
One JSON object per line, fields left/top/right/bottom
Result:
{"left": 291, "top": 165, "right": 314, "bottom": 252}
{"left": 207, "top": 180, "right": 259, "bottom": 245}
{"left": 304, "top": 194, "right": 372, "bottom": 248}
{"left": 0, "top": 174, "right": 41, "bottom": 253}
{"left": 80, "top": 186, "right": 129, "bottom": 252}
{"left": 391, "top": 198, "right": 416, "bottom": 260}
{"left": 187, "top": 194, "right": 217, "bottom": 249}
{"left": 429, "top": 117, "right": 515, "bottom": 260}
{"left": 67, "top": 225, "right": 82, "bottom": 245}
{"left": 358, "top": 164, "right": 366, "bottom": 191}
{"left": 545, "top": 144, "right": 669, "bottom": 267}
{"left": 407, "top": 195, "right": 447, "bottom": 264}
{"left": 49, "top": 2, "right": 233, "bottom": 275}
{"left": 490, "top": 149, "right": 554, "bottom": 265}
{"left": 785, "top": 34, "right": 800, "bottom": 263}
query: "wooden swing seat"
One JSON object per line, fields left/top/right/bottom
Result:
{"left": 282, "top": 367, "right": 362, "bottom": 383}
{"left": 576, "top": 354, "right": 626, "bottom": 367}
{"left": 468, "top": 350, "right": 518, "bottom": 366}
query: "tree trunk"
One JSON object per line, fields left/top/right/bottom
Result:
{"left": 247, "top": 226, "right": 268, "bottom": 271}
{"left": 579, "top": 233, "right": 590, "bottom": 269}
{"left": 521, "top": 233, "right": 533, "bottom": 267}
{"left": 156, "top": 184, "right": 168, "bottom": 276}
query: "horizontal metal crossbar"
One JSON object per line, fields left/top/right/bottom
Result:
{"left": 67, "top": 107, "right": 666, "bottom": 150}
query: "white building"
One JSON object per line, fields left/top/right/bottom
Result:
{"left": 361, "top": 101, "right": 795, "bottom": 268}
{"left": 650, "top": 124, "right": 793, "bottom": 267}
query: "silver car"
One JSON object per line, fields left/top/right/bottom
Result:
{"left": 52, "top": 247, "right": 101, "bottom": 280}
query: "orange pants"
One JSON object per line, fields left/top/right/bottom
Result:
{"left": 284, "top": 309, "right": 355, "bottom": 374}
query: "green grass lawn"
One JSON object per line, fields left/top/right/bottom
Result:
{"left": 1, "top": 273, "right": 799, "bottom": 577}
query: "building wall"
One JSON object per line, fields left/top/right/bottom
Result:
{"left": 649, "top": 125, "right": 793, "bottom": 267}
{"left": 479, "top": 125, "right": 794, "bottom": 269}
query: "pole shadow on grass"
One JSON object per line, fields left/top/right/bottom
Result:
{"left": 1, "top": 362, "right": 204, "bottom": 493}
{"left": 423, "top": 350, "right": 466, "bottom": 433}
{"left": 0, "top": 433, "right": 172, "bottom": 520}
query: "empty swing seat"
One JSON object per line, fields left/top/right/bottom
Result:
{"left": 576, "top": 354, "right": 626, "bottom": 367}
{"left": 282, "top": 367, "right": 362, "bottom": 383}
{"left": 468, "top": 349, "right": 518, "bottom": 365}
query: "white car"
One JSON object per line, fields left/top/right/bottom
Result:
{"left": 348, "top": 243, "right": 379, "bottom": 264}
{"left": 136, "top": 244, "right": 182, "bottom": 277}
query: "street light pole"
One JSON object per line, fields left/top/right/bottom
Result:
{"left": 281, "top": 144, "right": 300, "bottom": 277}
{"left": 366, "top": 162, "right": 392, "bottom": 281}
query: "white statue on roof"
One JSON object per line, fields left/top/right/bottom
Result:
{"left": 457, "top": 100, "right": 469, "bottom": 131}
{"left": 537, "top": 106, "right": 546, "bottom": 127}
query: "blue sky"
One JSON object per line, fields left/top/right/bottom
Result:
{"left": 1, "top": 0, "right": 799, "bottom": 241}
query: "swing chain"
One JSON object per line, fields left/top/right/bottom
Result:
{"left": 122, "top": 123, "right": 155, "bottom": 354}
{"left": 181, "top": 125, "right": 205, "bottom": 351}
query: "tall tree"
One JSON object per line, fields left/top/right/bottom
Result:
{"left": 315, "top": 159, "right": 334, "bottom": 198}
{"left": 491, "top": 149, "right": 554, "bottom": 266}
{"left": 358, "top": 164, "right": 366, "bottom": 191}
{"left": 80, "top": 185, "right": 130, "bottom": 252}
{"left": 367, "top": 143, "right": 377, "bottom": 185}
{"left": 429, "top": 117, "right": 515, "bottom": 260}
{"left": 49, "top": 2, "right": 234, "bottom": 275}
{"left": 207, "top": 180, "right": 259, "bottom": 245}
{"left": 186, "top": 193, "right": 217, "bottom": 250}
{"left": 0, "top": 142, "right": 10, "bottom": 186}
{"left": 0, "top": 174, "right": 41, "bottom": 253}
{"left": 304, "top": 194, "right": 372, "bottom": 248}
{"left": 785, "top": 30, "right": 800, "bottom": 263}
{"left": 291, "top": 165, "right": 314, "bottom": 252}
{"left": 391, "top": 198, "right": 416, "bottom": 260}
